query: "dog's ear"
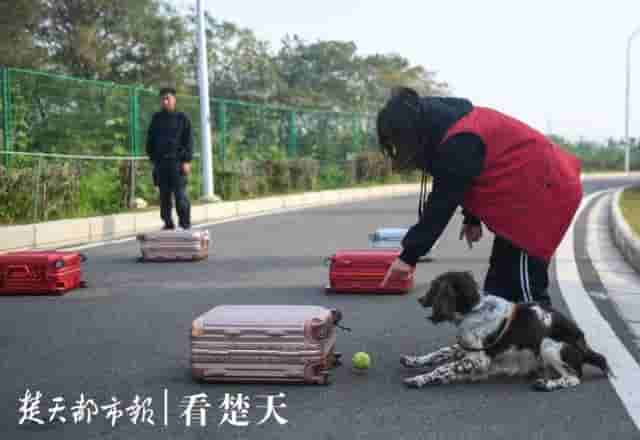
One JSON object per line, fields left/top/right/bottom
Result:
{"left": 429, "top": 279, "right": 458, "bottom": 324}
{"left": 418, "top": 282, "right": 437, "bottom": 308}
{"left": 453, "top": 271, "right": 481, "bottom": 314}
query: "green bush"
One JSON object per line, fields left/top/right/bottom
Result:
{"left": 355, "top": 151, "right": 392, "bottom": 183}
{"left": 214, "top": 169, "right": 240, "bottom": 200}
{"left": 343, "top": 159, "right": 357, "bottom": 185}
{"left": 264, "top": 159, "right": 290, "bottom": 194}
{"left": 289, "top": 158, "right": 319, "bottom": 191}
{"left": 78, "top": 164, "right": 121, "bottom": 217}
{"left": 0, "top": 161, "right": 81, "bottom": 224}
{"left": 0, "top": 148, "right": 421, "bottom": 225}
{"left": 0, "top": 166, "right": 37, "bottom": 223}
{"left": 319, "top": 163, "right": 347, "bottom": 189}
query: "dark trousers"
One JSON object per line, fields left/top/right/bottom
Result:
{"left": 155, "top": 160, "right": 191, "bottom": 229}
{"left": 483, "top": 235, "right": 552, "bottom": 306}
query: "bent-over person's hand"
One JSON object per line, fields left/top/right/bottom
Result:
{"left": 380, "top": 257, "right": 414, "bottom": 288}
{"left": 459, "top": 224, "right": 482, "bottom": 249}
{"left": 181, "top": 162, "right": 192, "bottom": 176}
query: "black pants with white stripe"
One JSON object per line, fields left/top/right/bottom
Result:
{"left": 483, "top": 235, "right": 552, "bottom": 306}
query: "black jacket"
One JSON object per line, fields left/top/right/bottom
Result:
{"left": 146, "top": 110, "right": 194, "bottom": 163}
{"left": 398, "top": 97, "right": 487, "bottom": 266}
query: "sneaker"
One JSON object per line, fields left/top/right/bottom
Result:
{"left": 162, "top": 224, "right": 175, "bottom": 231}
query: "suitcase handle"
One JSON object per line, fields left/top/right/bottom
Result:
{"left": 224, "top": 329, "right": 242, "bottom": 336}
{"left": 7, "top": 265, "right": 31, "bottom": 279}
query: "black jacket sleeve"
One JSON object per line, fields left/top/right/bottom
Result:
{"left": 146, "top": 114, "right": 157, "bottom": 162}
{"left": 399, "top": 133, "right": 486, "bottom": 266}
{"left": 180, "top": 113, "right": 194, "bottom": 162}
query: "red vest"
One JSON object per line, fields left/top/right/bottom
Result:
{"left": 441, "top": 107, "right": 582, "bottom": 262}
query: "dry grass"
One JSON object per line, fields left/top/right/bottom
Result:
{"left": 619, "top": 187, "right": 640, "bottom": 237}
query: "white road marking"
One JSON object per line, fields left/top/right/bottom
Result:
{"left": 556, "top": 188, "right": 640, "bottom": 431}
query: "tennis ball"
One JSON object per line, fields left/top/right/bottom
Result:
{"left": 352, "top": 352, "right": 371, "bottom": 370}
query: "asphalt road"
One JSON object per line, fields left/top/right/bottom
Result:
{"left": 1, "top": 177, "right": 639, "bottom": 440}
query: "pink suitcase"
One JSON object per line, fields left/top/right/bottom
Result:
{"left": 190, "top": 305, "right": 344, "bottom": 385}
{"left": 325, "top": 249, "right": 415, "bottom": 294}
{"left": 136, "top": 229, "right": 209, "bottom": 262}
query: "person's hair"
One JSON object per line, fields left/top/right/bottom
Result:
{"left": 376, "top": 86, "right": 423, "bottom": 160}
{"left": 159, "top": 87, "right": 177, "bottom": 97}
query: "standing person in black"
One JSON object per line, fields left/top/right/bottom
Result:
{"left": 146, "top": 87, "right": 194, "bottom": 230}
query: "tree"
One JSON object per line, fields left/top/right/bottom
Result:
{"left": 34, "top": 0, "right": 190, "bottom": 85}
{"left": 0, "top": 0, "right": 47, "bottom": 69}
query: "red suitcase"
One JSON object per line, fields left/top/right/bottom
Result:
{"left": 191, "top": 305, "right": 344, "bottom": 385}
{"left": 325, "top": 249, "right": 415, "bottom": 294}
{"left": 0, "top": 251, "right": 87, "bottom": 295}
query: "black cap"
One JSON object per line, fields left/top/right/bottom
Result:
{"left": 159, "top": 87, "right": 176, "bottom": 97}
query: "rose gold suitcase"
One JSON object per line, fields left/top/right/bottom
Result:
{"left": 190, "top": 305, "right": 344, "bottom": 385}
{"left": 136, "top": 229, "right": 209, "bottom": 262}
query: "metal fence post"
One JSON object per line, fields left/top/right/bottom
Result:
{"left": 127, "top": 87, "right": 139, "bottom": 207}
{"left": 132, "top": 88, "right": 140, "bottom": 156}
{"left": 352, "top": 114, "right": 360, "bottom": 156}
{"left": 217, "top": 101, "right": 226, "bottom": 167}
{"left": 288, "top": 110, "right": 297, "bottom": 158}
{"left": 2, "top": 67, "right": 12, "bottom": 168}
{"left": 363, "top": 116, "right": 369, "bottom": 152}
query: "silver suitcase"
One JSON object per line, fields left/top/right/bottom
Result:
{"left": 368, "top": 227, "right": 408, "bottom": 249}
{"left": 136, "top": 229, "right": 210, "bottom": 262}
{"left": 368, "top": 227, "right": 439, "bottom": 256}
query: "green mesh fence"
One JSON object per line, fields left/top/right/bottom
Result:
{"left": 1, "top": 67, "right": 374, "bottom": 164}
{"left": 4, "top": 66, "right": 638, "bottom": 226}
{"left": 0, "top": 67, "right": 411, "bottom": 225}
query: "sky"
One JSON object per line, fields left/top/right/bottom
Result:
{"left": 173, "top": 0, "right": 640, "bottom": 142}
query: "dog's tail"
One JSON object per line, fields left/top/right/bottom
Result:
{"left": 577, "top": 338, "right": 615, "bottom": 379}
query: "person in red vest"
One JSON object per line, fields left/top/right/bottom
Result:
{"left": 378, "top": 87, "right": 582, "bottom": 306}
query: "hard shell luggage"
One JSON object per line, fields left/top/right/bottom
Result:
{"left": 368, "top": 228, "right": 408, "bottom": 249}
{"left": 368, "top": 227, "right": 439, "bottom": 257}
{"left": 0, "top": 251, "right": 87, "bottom": 295}
{"left": 190, "top": 305, "right": 344, "bottom": 384}
{"left": 325, "top": 249, "right": 414, "bottom": 294}
{"left": 136, "top": 229, "right": 209, "bottom": 262}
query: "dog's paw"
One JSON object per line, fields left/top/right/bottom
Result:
{"left": 532, "top": 378, "right": 553, "bottom": 392}
{"left": 400, "top": 355, "right": 420, "bottom": 368}
{"left": 403, "top": 376, "right": 425, "bottom": 388}
{"left": 532, "top": 376, "right": 580, "bottom": 392}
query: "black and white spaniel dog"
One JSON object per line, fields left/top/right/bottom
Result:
{"left": 401, "top": 271, "right": 612, "bottom": 391}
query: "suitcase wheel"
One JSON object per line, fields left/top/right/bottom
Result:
{"left": 334, "top": 352, "right": 343, "bottom": 366}
{"left": 320, "top": 371, "right": 332, "bottom": 386}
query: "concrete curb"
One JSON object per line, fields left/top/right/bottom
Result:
{"left": 610, "top": 187, "right": 640, "bottom": 274}
{"left": 0, "top": 183, "right": 425, "bottom": 252}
